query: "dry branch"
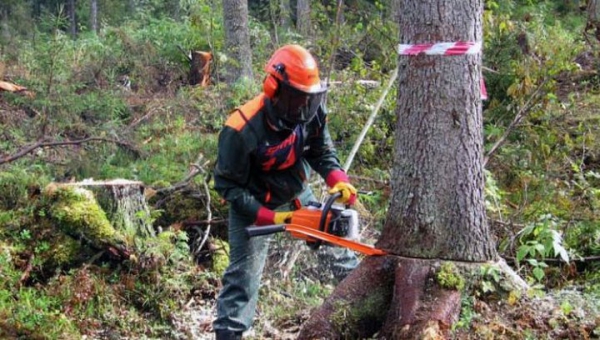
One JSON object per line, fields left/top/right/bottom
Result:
{"left": 344, "top": 66, "right": 398, "bottom": 172}
{"left": 483, "top": 78, "right": 549, "bottom": 167}
{"left": 0, "top": 136, "right": 140, "bottom": 165}
{"left": 155, "top": 154, "right": 209, "bottom": 196}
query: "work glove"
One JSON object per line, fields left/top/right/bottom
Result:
{"left": 326, "top": 169, "right": 357, "bottom": 205}
{"left": 255, "top": 207, "right": 293, "bottom": 226}
{"left": 329, "top": 181, "right": 357, "bottom": 205}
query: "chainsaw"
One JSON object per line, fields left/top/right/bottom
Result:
{"left": 245, "top": 193, "right": 387, "bottom": 256}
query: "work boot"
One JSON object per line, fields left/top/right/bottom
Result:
{"left": 215, "top": 329, "right": 242, "bottom": 340}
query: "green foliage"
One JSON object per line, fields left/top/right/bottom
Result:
{"left": 0, "top": 169, "right": 45, "bottom": 210}
{"left": 211, "top": 238, "right": 229, "bottom": 278}
{"left": 479, "top": 264, "right": 503, "bottom": 294}
{"left": 513, "top": 214, "right": 569, "bottom": 283}
{"left": 0, "top": 249, "right": 81, "bottom": 338}
{"left": 483, "top": 0, "right": 599, "bottom": 290}
{"left": 327, "top": 69, "right": 397, "bottom": 175}
{"left": 453, "top": 295, "right": 477, "bottom": 330}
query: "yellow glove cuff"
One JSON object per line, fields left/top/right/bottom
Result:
{"left": 273, "top": 211, "right": 294, "bottom": 224}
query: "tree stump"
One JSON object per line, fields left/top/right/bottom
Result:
{"left": 42, "top": 179, "right": 154, "bottom": 258}
{"left": 58, "top": 179, "right": 153, "bottom": 237}
{"left": 189, "top": 51, "right": 212, "bottom": 87}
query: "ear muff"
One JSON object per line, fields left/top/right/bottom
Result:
{"left": 263, "top": 75, "right": 279, "bottom": 99}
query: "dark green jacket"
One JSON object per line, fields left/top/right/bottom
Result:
{"left": 214, "top": 93, "right": 344, "bottom": 221}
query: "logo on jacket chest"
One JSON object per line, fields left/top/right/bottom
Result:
{"left": 258, "top": 131, "right": 302, "bottom": 171}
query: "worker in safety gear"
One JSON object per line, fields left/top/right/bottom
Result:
{"left": 212, "top": 44, "right": 359, "bottom": 340}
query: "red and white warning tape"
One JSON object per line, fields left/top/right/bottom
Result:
{"left": 397, "top": 41, "right": 487, "bottom": 100}
{"left": 397, "top": 41, "right": 482, "bottom": 55}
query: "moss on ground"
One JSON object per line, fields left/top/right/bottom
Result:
{"left": 436, "top": 262, "right": 466, "bottom": 291}
{"left": 42, "top": 184, "right": 127, "bottom": 250}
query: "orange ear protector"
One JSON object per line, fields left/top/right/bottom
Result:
{"left": 263, "top": 63, "right": 287, "bottom": 98}
{"left": 263, "top": 74, "right": 279, "bottom": 98}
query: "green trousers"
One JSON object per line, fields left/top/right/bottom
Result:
{"left": 212, "top": 189, "right": 359, "bottom": 333}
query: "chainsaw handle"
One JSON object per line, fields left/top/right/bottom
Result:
{"left": 319, "top": 192, "right": 342, "bottom": 232}
{"left": 246, "top": 225, "right": 286, "bottom": 238}
{"left": 308, "top": 192, "right": 343, "bottom": 250}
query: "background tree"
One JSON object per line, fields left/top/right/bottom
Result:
{"left": 68, "top": 0, "right": 76, "bottom": 38}
{"left": 279, "top": 0, "right": 291, "bottom": 29}
{"left": 585, "top": 0, "right": 600, "bottom": 41}
{"left": 296, "top": 0, "right": 311, "bottom": 36}
{"left": 298, "top": 0, "right": 499, "bottom": 338}
{"left": 90, "top": 0, "right": 98, "bottom": 33}
{"left": 222, "top": 0, "right": 254, "bottom": 84}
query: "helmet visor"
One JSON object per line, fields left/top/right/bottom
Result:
{"left": 276, "top": 81, "right": 326, "bottom": 124}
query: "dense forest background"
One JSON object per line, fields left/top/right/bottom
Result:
{"left": 0, "top": 0, "right": 599, "bottom": 339}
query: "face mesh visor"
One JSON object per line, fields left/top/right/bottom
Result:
{"left": 277, "top": 81, "right": 326, "bottom": 124}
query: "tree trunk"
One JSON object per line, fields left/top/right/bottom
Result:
{"left": 68, "top": 0, "right": 77, "bottom": 38}
{"left": 298, "top": 1, "right": 499, "bottom": 338}
{"left": 222, "top": 0, "right": 254, "bottom": 84}
{"left": 279, "top": 0, "right": 291, "bottom": 29}
{"left": 129, "top": 0, "right": 136, "bottom": 15}
{"left": 296, "top": 0, "right": 311, "bottom": 36}
{"left": 378, "top": 0, "right": 494, "bottom": 261}
{"left": 387, "top": 0, "right": 400, "bottom": 23}
{"left": 586, "top": 0, "right": 600, "bottom": 41}
{"left": 54, "top": 179, "right": 154, "bottom": 239}
{"left": 90, "top": 0, "right": 98, "bottom": 33}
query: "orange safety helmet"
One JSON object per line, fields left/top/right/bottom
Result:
{"left": 263, "top": 45, "right": 327, "bottom": 126}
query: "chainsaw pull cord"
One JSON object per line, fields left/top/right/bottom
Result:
{"left": 308, "top": 192, "right": 342, "bottom": 250}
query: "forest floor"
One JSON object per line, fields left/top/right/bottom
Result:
{"left": 170, "top": 231, "right": 600, "bottom": 340}
{"left": 170, "top": 260, "right": 600, "bottom": 340}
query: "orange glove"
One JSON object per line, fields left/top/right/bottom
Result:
{"left": 255, "top": 207, "right": 293, "bottom": 225}
{"left": 326, "top": 169, "right": 357, "bottom": 205}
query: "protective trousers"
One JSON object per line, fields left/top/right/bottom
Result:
{"left": 212, "top": 188, "right": 359, "bottom": 333}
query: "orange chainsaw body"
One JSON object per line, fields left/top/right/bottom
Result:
{"left": 245, "top": 194, "right": 388, "bottom": 256}
{"left": 289, "top": 208, "right": 330, "bottom": 242}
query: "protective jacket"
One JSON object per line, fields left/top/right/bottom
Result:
{"left": 214, "top": 93, "right": 344, "bottom": 222}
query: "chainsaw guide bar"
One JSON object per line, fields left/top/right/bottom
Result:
{"left": 245, "top": 223, "right": 387, "bottom": 256}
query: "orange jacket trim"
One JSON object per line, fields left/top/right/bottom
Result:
{"left": 225, "top": 93, "right": 266, "bottom": 131}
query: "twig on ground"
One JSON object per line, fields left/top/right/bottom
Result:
{"left": 0, "top": 136, "right": 140, "bottom": 165}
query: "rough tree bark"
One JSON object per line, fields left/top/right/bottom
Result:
{"left": 585, "top": 0, "right": 600, "bottom": 41}
{"left": 279, "top": 0, "right": 291, "bottom": 29}
{"left": 68, "top": 0, "right": 77, "bottom": 38}
{"left": 296, "top": 0, "right": 311, "bottom": 36}
{"left": 90, "top": 0, "right": 98, "bottom": 33}
{"left": 298, "top": 1, "right": 498, "bottom": 339}
{"left": 222, "top": 0, "right": 254, "bottom": 84}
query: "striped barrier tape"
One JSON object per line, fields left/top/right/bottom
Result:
{"left": 397, "top": 41, "right": 487, "bottom": 99}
